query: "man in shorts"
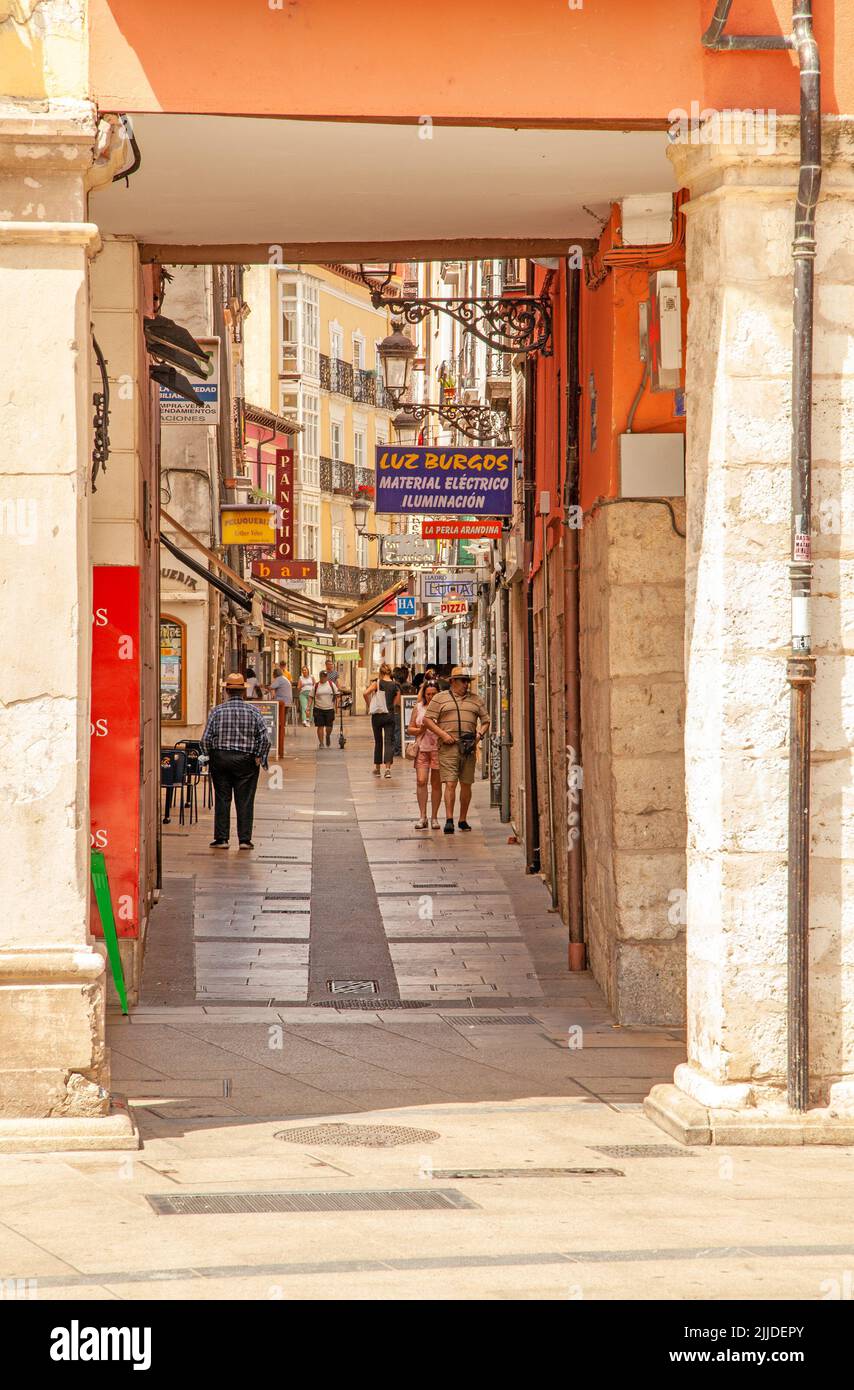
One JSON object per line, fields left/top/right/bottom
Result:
{"left": 422, "top": 666, "right": 490, "bottom": 834}
{"left": 310, "top": 668, "right": 337, "bottom": 748}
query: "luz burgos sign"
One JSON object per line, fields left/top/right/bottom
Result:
{"left": 375, "top": 445, "right": 513, "bottom": 516}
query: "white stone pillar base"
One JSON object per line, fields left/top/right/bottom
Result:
{"left": 0, "top": 1106, "right": 139, "bottom": 1154}
{"left": 645, "top": 1083, "right": 854, "bottom": 1147}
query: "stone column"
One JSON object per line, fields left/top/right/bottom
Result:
{"left": 0, "top": 100, "right": 137, "bottom": 1150}
{"left": 647, "top": 121, "right": 854, "bottom": 1144}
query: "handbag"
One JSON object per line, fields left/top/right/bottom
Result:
{"left": 369, "top": 686, "right": 389, "bottom": 716}
{"left": 405, "top": 705, "right": 423, "bottom": 759}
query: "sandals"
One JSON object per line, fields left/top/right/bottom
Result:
{"left": 430, "top": 817, "right": 441, "bottom": 829}
{"left": 414, "top": 818, "right": 428, "bottom": 830}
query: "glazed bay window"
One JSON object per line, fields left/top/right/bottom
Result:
{"left": 300, "top": 501, "right": 320, "bottom": 561}
{"left": 300, "top": 391, "right": 320, "bottom": 487}
{"left": 277, "top": 275, "right": 319, "bottom": 378}
{"left": 353, "top": 428, "right": 366, "bottom": 472}
{"left": 332, "top": 525, "right": 344, "bottom": 565}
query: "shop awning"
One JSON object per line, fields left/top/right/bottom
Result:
{"left": 332, "top": 578, "right": 409, "bottom": 634}
{"left": 160, "top": 533, "right": 251, "bottom": 609}
{"left": 246, "top": 572, "right": 328, "bottom": 624}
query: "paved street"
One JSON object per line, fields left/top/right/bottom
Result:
{"left": 2, "top": 718, "right": 854, "bottom": 1301}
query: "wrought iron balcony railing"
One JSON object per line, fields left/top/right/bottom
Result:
{"left": 319, "top": 456, "right": 357, "bottom": 495}
{"left": 319, "top": 353, "right": 354, "bottom": 397}
{"left": 319, "top": 563, "right": 408, "bottom": 600}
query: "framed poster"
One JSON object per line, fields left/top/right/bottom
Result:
{"left": 160, "top": 615, "right": 186, "bottom": 723}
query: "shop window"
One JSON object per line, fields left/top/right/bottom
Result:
{"left": 160, "top": 615, "right": 186, "bottom": 724}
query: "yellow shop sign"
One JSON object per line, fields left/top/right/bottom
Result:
{"left": 220, "top": 505, "right": 277, "bottom": 546}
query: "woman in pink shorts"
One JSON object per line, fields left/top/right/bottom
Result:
{"left": 408, "top": 680, "right": 442, "bottom": 830}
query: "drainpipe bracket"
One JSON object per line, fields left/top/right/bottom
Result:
{"left": 787, "top": 655, "right": 816, "bottom": 686}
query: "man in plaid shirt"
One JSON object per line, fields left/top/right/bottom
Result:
{"left": 201, "top": 672, "right": 271, "bottom": 850}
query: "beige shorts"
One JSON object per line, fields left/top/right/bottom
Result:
{"left": 437, "top": 741, "right": 477, "bottom": 785}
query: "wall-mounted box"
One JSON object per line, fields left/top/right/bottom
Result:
{"left": 619, "top": 432, "right": 685, "bottom": 498}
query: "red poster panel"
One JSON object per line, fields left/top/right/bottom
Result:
{"left": 90, "top": 566, "right": 141, "bottom": 939}
{"left": 275, "top": 448, "right": 295, "bottom": 562}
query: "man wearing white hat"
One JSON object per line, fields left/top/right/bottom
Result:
{"left": 422, "top": 666, "right": 490, "bottom": 834}
{"left": 200, "top": 672, "right": 271, "bottom": 850}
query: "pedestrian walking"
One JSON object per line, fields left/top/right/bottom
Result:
{"left": 200, "top": 672, "right": 270, "bottom": 850}
{"left": 364, "top": 662, "right": 400, "bottom": 778}
{"left": 407, "top": 679, "right": 442, "bottom": 829}
{"left": 310, "top": 668, "right": 338, "bottom": 748}
{"left": 267, "top": 665, "right": 293, "bottom": 757}
{"left": 422, "top": 666, "right": 490, "bottom": 833}
{"left": 323, "top": 656, "right": 341, "bottom": 687}
{"left": 297, "top": 665, "right": 314, "bottom": 725}
{"left": 244, "top": 666, "right": 261, "bottom": 699}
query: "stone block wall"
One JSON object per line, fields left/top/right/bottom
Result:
{"left": 579, "top": 500, "right": 687, "bottom": 1025}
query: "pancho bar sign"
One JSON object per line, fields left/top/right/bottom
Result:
{"left": 375, "top": 446, "right": 513, "bottom": 516}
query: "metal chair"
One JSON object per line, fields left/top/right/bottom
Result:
{"left": 160, "top": 747, "right": 188, "bottom": 826}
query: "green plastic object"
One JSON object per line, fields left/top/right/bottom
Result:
{"left": 90, "top": 850, "right": 129, "bottom": 1016}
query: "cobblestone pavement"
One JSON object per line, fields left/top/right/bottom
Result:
{"left": 4, "top": 720, "right": 853, "bottom": 1300}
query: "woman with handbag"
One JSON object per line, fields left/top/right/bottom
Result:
{"left": 407, "top": 680, "right": 442, "bottom": 830}
{"left": 363, "top": 663, "right": 400, "bottom": 778}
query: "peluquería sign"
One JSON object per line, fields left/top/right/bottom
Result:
{"left": 374, "top": 445, "right": 514, "bottom": 515}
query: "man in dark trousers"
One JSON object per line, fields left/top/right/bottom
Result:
{"left": 201, "top": 671, "right": 271, "bottom": 850}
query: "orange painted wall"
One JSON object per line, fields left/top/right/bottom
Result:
{"left": 90, "top": 1, "right": 852, "bottom": 120}
{"left": 579, "top": 209, "right": 687, "bottom": 513}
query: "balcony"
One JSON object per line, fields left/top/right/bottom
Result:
{"left": 353, "top": 367, "right": 377, "bottom": 405}
{"left": 319, "top": 353, "right": 354, "bottom": 397}
{"left": 319, "top": 563, "right": 408, "bottom": 600}
{"left": 320, "top": 456, "right": 356, "bottom": 495}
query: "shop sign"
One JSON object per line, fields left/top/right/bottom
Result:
{"left": 422, "top": 519, "right": 502, "bottom": 540}
{"left": 253, "top": 700, "right": 280, "bottom": 749}
{"left": 220, "top": 504, "right": 277, "bottom": 546}
{"left": 379, "top": 534, "right": 439, "bottom": 567}
{"left": 396, "top": 595, "right": 417, "bottom": 618}
{"left": 251, "top": 559, "right": 318, "bottom": 580}
{"left": 375, "top": 446, "right": 513, "bottom": 516}
{"left": 420, "top": 574, "right": 477, "bottom": 602}
{"left": 274, "top": 448, "right": 295, "bottom": 561}
{"left": 160, "top": 337, "right": 220, "bottom": 425}
{"left": 441, "top": 598, "right": 469, "bottom": 616}
{"left": 90, "top": 566, "right": 141, "bottom": 940}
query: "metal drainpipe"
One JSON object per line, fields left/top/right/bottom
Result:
{"left": 541, "top": 503, "right": 559, "bottom": 909}
{"left": 563, "top": 260, "right": 585, "bottom": 968}
{"left": 703, "top": 1, "right": 821, "bottom": 1111}
{"left": 523, "top": 277, "right": 541, "bottom": 876}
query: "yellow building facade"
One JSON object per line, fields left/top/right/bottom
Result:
{"left": 243, "top": 262, "right": 401, "bottom": 616}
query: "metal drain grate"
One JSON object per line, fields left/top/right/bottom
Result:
{"left": 592, "top": 1144, "right": 697, "bottom": 1159}
{"left": 432, "top": 1166, "right": 624, "bottom": 1179}
{"left": 412, "top": 883, "right": 458, "bottom": 889}
{"left": 146, "top": 1189, "right": 476, "bottom": 1216}
{"left": 275, "top": 1123, "right": 441, "bottom": 1148}
{"left": 327, "top": 979, "right": 378, "bottom": 995}
{"left": 310, "top": 998, "right": 433, "bottom": 1010}
{"left": 442, "top": 1014, "right": 539, "bottom": 1027}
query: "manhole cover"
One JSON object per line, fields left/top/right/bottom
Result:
{"left": 591, "top": 1144, "right": 697, "bottom": 1159}
{"left": 327, "top": 979, "right": 378, "bottom": 995}
{"left": 275, "top": 1123, "right": 441, "bottom": 1148}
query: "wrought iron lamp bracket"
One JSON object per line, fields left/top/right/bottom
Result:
{"left": 91, "top": 334, "right": 111, "bottom": 492}
{"left": 370, "top": 289, "right": 552, "bottom": 357}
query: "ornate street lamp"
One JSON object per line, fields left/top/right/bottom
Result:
{"left": 392, "top": 401, "right": 510, "bottom": 446}
{"left": 358, "top": 263, "right": 552, "bottom": 357}
{"left": 376, "top": 322, "right": 417, "bottom": 405}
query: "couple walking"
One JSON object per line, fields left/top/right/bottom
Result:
{"left": 409, "top": 667, "right": 490, "bottom": 834}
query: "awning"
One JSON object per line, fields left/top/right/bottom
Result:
{"left": 161, "top": 533, "right": 251, "bottom": 609}
{"left": 332, "top": 578, "right": 409, "bottom": 634}
{"left": 247, "top": 572, "right": 328, "bottom": 624}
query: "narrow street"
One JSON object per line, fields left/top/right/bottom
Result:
{"left": 1, "top": 721, "right": 852, "bottom": 1303}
